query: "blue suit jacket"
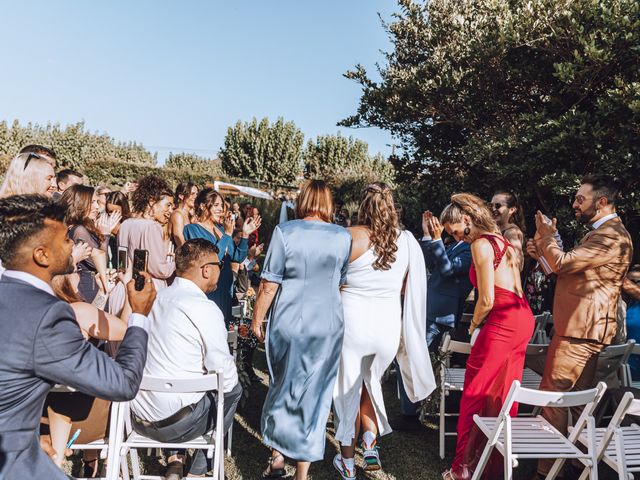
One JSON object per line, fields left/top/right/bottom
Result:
{"left": 0, "top": 275, "right": 148, "bottom": 480}
{"left": 421, "top": 239, "right": 473, "bottom": 324}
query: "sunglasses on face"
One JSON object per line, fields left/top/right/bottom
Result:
{"left": 23, "top": 152, "right": 42, "bottom": 170}
{"left": 491, "top": 203, "right": 504, "bottom": 210}
{"left": 201, "top": 260, "right": 223, "bottom": 269}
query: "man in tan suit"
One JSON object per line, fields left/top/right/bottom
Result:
{"left": 531, "top": 175, "right": 633, "bottom": 478}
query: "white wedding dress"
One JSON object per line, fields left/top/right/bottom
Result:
{"left": 332, "top": 230, "right": 436, "bottom": 445}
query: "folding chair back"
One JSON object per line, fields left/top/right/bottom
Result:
{"left": 530, "top": 312, "right": 550, "bottom": 344}
{"left": 595, "top": 340, "right": 635, "bottom": 389}
{"left": 109, "top": 371, "right": 225, "bottom": 480}
{"left": 139, "top": 374, "right": 220, "bottom": 394}
{"left": 50, "top": 385, "right": 121, "bottom": 480}
{"left": 623, "top": 342, "right": 640, "bottom": 388}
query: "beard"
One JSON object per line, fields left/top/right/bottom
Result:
{"left": 576, "top": 205, "right": 597, "bottom": 224}
{"left": 57, "top": 253, "right": 76, "bottom": 276}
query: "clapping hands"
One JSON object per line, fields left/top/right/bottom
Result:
{"left": 97, "top": 211, "right": 122, "bottom": 235}
{"left": 534, "top": 210, "right": 557, "bottom": 237}
{"left": 422, "top": 211, "right": 444, "bottom": 240}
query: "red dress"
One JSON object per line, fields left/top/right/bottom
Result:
{"left": 451, "top": 234, "right": 534, "bottom": 478}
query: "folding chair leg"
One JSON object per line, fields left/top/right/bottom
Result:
{"left": 226, "top": 423, "right": 233, "bottom": 457}
{"left": 503, "top": 416, "right": 513, "bottom": 480}
{"left": 587, "top": 416, "right": 598, "bottom": 480}
{"left": 471, "top": 444, "right": 495, "bottom": 480}
{"left": 546, "top": 458, "right": 566, "bottom": 480}
{"left": 440, "top": 382, "right": 446, "bottom": 459}
{"left": 130, "top": 447, "right": 142, "bottom": 480}
{"left": 614, "top": 428, "right": 628, "bottom": 480}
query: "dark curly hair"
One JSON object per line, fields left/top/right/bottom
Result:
{"left": 131, "top": 175, "right": 174, "bottom": 214}
{"left": 358, "top": 183, "right": 399, "bottom": 271}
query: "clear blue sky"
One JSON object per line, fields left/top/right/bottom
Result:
{"left": 0, "top": 1, "right": 397, "bottom": 164}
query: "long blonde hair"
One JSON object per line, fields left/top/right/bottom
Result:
{"left": 440, "top": 193, "right": 498, "bottom": 233}
{"left": 0, "top": 153, "right": 54, "bottom": 198}
{"left": 358, "top": 182, "right": 399, "bottom": 270}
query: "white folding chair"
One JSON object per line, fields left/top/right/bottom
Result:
{"left": 572, "top": 392, "right": 640, "bottom": 480}
{"left": 439, "top": 333, "right": 472, "bottom": 458}
{"left": 50, "top": 385, "right": 121, "bottom": 480}
{"left": 109, "top": 371, "right": 225, "bottom": 480}
{"left": 438, "top": 334, "right": 543, "bottom": 458}
{"left": 530, "top": 312, "right": 551, "bottom": 344}
{"left": 472, "top": 380, "right": 607, "bottom": 480}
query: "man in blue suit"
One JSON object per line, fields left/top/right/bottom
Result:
{"left": 0, "top": 194, "right": 156, "bottom": 480}
{"left": 395, "top": 210, "right": 472, "bottom": 429}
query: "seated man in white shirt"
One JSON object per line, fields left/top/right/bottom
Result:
{"left": 131, "top": 238, "right": 242, "bottom": 479}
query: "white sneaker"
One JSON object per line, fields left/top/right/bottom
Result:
{"left": 333, "top": 454, "right": 356, "bottom": 480}
{"left": 362, "top": 445, "right": 381, "bottom": 471}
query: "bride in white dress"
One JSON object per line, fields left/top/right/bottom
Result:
{"left": 332, "top": 183, "right": 436, "bottom": 479}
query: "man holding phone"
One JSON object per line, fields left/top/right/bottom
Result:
{"left": 131, "top": 238, "right": 241, "bottom": 480}
{"left": 0, "top": 194, "right": 156, "bottom": 480}
{"left": 531, "top": 175, "right": 633, "bottom": 479}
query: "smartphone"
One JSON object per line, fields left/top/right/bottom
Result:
{"left": 132, "top": 249, "right": 149, "bottom": 291}
{"left": 117, "top": 247, "right": 128, "bottom": 273}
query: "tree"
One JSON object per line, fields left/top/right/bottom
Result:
{"left": 303, "top": 133, "right": 396, "bottom": 204}
{"left": 165, "top": 152, "right": 223, "bottom": 178}
{"left": 219, "top": 117, "right": 304, "bottom": 185}
{"left": 342, "top": 0, "right": 640, "bottom": 237}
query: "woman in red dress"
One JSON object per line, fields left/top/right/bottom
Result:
{"left": 439, "top": 193, "right": 534, "bottom": 479}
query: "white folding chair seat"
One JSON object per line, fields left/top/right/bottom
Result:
{"left": 109, "top": 371, "right": 225, "bottom": 480}
{"left": 472, "top": 380, "right": 607, "bottom": 480}
{"left": 572, "top": 392, "right": 640, "bottom": 480}
{"left": 50, "top": 385, "right": 121, "bottom": 480}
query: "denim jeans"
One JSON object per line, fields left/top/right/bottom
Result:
{"left": 131, "top": 382, "right": 242, "bottom": 475}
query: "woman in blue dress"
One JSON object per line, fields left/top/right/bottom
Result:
{"left": 251, "top": 180, "right": 352, "bottom": 480}
{"left": 184, "top": 188, "right": 261, "bottom": 325}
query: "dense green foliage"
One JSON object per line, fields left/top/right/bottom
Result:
{"left": 220, "top": 117, "right": 305, "bottom": 185}
{"left": 304, "top": 133, "right": 396, "bottom": 205}
{"left": 165, "top": 152, "right": 224, "bottom": 178}
{"left": 343, "top": 0, "right": 640, "bottom": 239}
{"left": 0, "top": 120, "right": 156, "bottom": 169}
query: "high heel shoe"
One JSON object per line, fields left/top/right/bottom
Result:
{"left": 262, "top": 453, "right": 286, "bottom": 478}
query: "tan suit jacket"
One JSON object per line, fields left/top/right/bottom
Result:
{"left": 536, "top": 216, "right": 632, "bottom": 343}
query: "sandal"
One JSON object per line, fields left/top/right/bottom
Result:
{"left": 262, "top": 453, "right": 286, "bottom": 478}
{"left": 81, "top": 458, "right": 98, "bottom": 478}
{"left": 441, "top": 465, "right": 472, "bottom": 480}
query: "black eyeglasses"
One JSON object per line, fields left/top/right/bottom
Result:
{"left": 23, "top": 152, "right": 42, "bottom": 170}
{"left": 201, "top": 261, "right": 223, "bottom": 269}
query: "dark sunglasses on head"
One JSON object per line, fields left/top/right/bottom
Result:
{"left": 23, "top": 152, "right": 42, "bottom": 170}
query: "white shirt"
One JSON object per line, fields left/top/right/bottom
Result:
{"left": 132, "top": 276, "right": 238, "bottom": 422}
{"left": 592, "top": 212, "right": 618, "bottom": 230}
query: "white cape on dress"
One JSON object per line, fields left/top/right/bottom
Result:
{"left": 396, "top": 231, "right": 436, "bottom": 402}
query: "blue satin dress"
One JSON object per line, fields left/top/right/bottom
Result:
{"left": 183, "top": 224, "right": 248, "bottom": 325}
{"left": 261, "top": 220, "right": 352, "bottom": 461}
